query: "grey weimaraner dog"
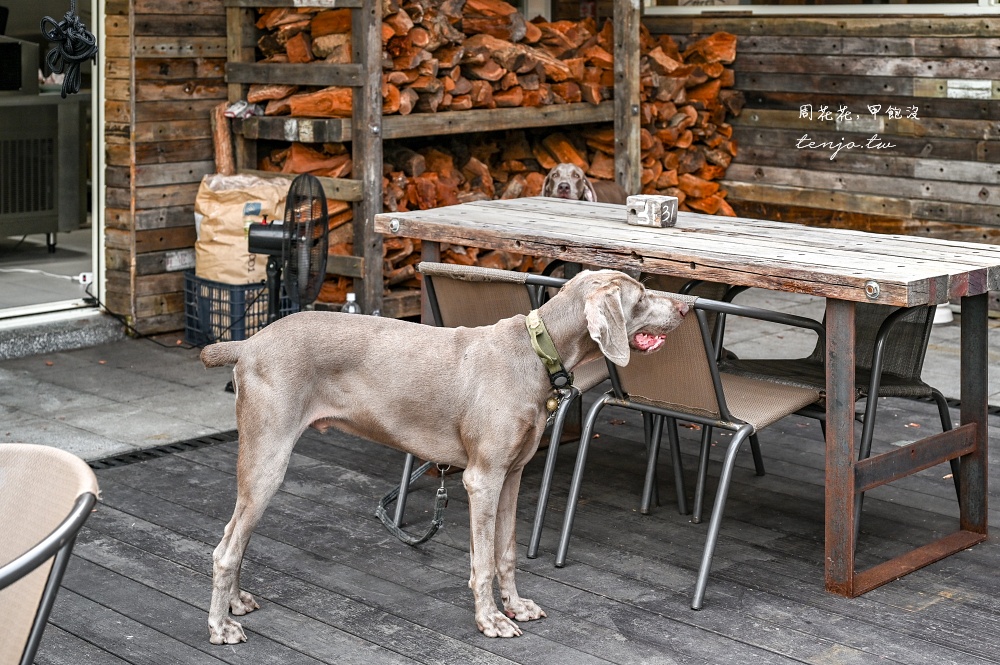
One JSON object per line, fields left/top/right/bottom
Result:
{"left": 200, "top": 269, "right": 688, "bottom": 643}
{"left": 542, "top": 163, "right": 628, "bottom": 204}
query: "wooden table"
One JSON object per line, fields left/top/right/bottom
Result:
{"left": 374, "top": 196, "right": 1000, "bottom": 597}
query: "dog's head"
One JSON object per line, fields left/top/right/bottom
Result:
{"left": 542, "top": 163, "right": 597, "bottom": 202}
{"left": 566, "top": 270, "right": 689, "bottom": 367}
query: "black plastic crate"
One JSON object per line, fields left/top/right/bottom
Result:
{"left": 184, "top": 272, "right": 291, "bottom": 346}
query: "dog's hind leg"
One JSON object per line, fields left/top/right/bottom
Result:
{"left": 463, "top": 464, "right": 522, "bottom": 638}
{"left": 208, "top": 428, "right": 298, "bottom": 645}
{"left": 495, "top": 467, "right": 546, "bottom": 623}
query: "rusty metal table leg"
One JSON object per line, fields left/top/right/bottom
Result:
{"left": 825, "top": 295, "right": 988, "bottom": 599}
{"left": 825, "top": 298, "right": 856, "bottom": 596}
{"left": 960, "top": 292, "right": 989, "bottom": 534}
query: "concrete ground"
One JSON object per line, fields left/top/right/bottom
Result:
{"left": 1, "top": 289, "right": 998, "bottom": 461}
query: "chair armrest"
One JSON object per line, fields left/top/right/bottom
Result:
{"left": 0, "top": 493, "right": 96, "bottom": 590}
{"left": 695, "top": 297, "right": 826, "bottom": 348}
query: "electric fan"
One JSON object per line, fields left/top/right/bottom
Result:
{"left": 247, "top": 173, "right": 329, "bottom": 323}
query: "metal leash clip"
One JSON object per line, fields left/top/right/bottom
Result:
{"left": 436, "top": 464, "right": 450, "bottom": 508}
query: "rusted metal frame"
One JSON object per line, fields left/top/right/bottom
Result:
{"left": 959, "top": 292, "right": 989, "bottom": 534}
{"left": 828, "top": 293, "right": 990, "bottom": 598}
{"left": 851, "top": 530, "right": 987, "bottom": 597}
{"left": 853, "top": 424, "right": 976, "bottom": 494}
{"left": 825, "top": 298, "right": 857, "bottom": 596}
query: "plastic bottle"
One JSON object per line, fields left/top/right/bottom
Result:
{"left": 340, "top": 292, "right": 362, "bottom": 314}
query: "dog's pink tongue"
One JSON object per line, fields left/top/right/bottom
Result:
{"left": 633, "top": 332, "right": 666, "bottom": 352}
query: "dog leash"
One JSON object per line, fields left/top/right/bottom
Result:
{"left": 376, "top": 461, "right": 450, "bottom": 546}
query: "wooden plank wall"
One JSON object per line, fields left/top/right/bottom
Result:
{"left": 645, "top": 16, "right": 1000, "bottom": 241}
{"left": 104, "top": 0, "right": 226, "bottom": 334}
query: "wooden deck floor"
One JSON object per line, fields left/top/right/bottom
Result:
{"left": 35, "top": 394, "right": 1000, "bottom": 665}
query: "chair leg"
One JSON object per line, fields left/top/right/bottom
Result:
{"left": 691, "top": 426, "right": 753, "bottom": 610}
{"left": 393, "top": 453, "right": 416, "bottom": 527}
{"left": 852, "top": 395, "right": 882, "bottom": 547}
{"left": 930, "top": 388, "right": 960, "bottom": 500}
{"left": 555, "top": 394, "right": 612, "bottom": 568}
{"left": 527, "top": 386, "right": 580, "bottom": 559}
{"left": 641, "top": 415, "right": 664, "bottom": 515}
{"left": 749, "top": 434, "right": 765, "bottom": 476}
{"left": 667, "top": 417, "right": 689, "bottom": 515}
{"left": 692, "top": 426, "right": 713, "bottom": 524}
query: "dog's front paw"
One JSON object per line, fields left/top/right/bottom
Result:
{"left": 504, "top": 597, "right": 546, "bottom": 622}
{"left": 209, "top": 617, "right": 247, "bottom": 645}
{"left": 477, "top": 611, "right": 523, "bottom": 638}
{"left": 231, "top": 590, "right": 259, "bottom": 616}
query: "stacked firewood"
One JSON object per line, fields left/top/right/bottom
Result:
{"left": 246, "top": 0, "right": 743, "bottom": 301}
{"left": 634, "top": 29, "right": 742, "bottom": 215}
{"left": 248, "top": 0, "right": 620, "bottom": 116}
{"left": 309, "top": 129, "right": 572, "bottom": 303}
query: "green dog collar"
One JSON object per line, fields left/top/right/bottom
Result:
{"left": 525, "top": 310, "right": 573, "bottom": 389}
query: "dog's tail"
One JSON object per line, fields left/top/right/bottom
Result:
{"left": 200, "top": 340, "right": 245, "bottom": 367}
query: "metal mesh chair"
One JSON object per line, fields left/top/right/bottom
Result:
{"left": 553, "top": 293, "right": 823, "bottom": 609}
{"left": 527, "top": 270, "right": 760, "bottom": 557}
{"left": 641, "top": 275, "right": 766, "bottom": 514}
{"left": 390, "top": 262, "right": 612, "bottom": 544}
{"left": 719, "top": 301, "right": 957, "bottom": 533}
{"left": 0, "top": 444, "right": 100, "bottom": 665}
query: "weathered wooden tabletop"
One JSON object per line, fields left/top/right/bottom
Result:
{"left": 375, "top": 197, "right": 1000, "bottom": 307}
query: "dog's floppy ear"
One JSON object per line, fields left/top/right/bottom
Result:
{"left": 584, "top": 283, "right": 631, "bottom": 366}
{"left": 541, "top": 170, "right": 556, "bottom": 197}
{"left": 581, "top": 176, "right": 598, "bottom": 202}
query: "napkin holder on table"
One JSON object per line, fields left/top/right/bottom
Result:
{"left": 625, "top": 195, "right": 678, "bottom": 228}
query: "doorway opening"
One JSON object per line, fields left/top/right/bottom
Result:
{"left": 0, "top": 0, "right": 98, "bottom": 320}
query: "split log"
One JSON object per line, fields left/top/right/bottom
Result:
{"left": 211, "top": 102, "right": 235, "bottom": 176}
{"left": 313, "top": 33, "right": 351, "bottom": 61}
{"left": 247, "top": 83, "right": 299, "bottom": 103}
{"left": 311, "top": 9, "right": 352, "bottom": 37}
{"left": 285, "top": 32, "right": 314, "bottom": 63}
{"left": 541, "top": 133, "right": 587, "bottom": 170}
{"left": 287, "top": 86, "right": 353, "bottom": 118}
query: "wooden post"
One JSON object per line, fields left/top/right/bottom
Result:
{"left": 226, "top": 6, "right": 257, "bottom": 172}
{"left": 614, "top": 0, "right": 641, "bottom": 195}
{"left": 352, "top": 0, "right": 384, "bottom": 315}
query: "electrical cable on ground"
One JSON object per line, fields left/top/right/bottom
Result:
{"left": 0, "top": 268, "right": 74, "bottom": 281}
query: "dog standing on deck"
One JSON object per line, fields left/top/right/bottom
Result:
{"left": 542, "top": 163, "right": 628, "bottom": 204}
{"left": 200, "top": 269, "right": 687, "bottom": 643}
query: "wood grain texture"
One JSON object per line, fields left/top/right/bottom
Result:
{"left": 103, "top": 5, "right": 226, "bottom": 331}
{"left": 39, "top": 386, "right": 1000, "bottom": 665}
{"left": 236, "top": 101, "right": 614, "bottom": 143}
{"left": 376, "top": 197, "right": 1000, "bottom": 306}
{"left": 649, "top": 18, "right": 1000, "bottom": 236}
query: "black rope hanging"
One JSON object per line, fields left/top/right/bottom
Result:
{"left": 40, "top": 0, "right": 97, "bottom": 98}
